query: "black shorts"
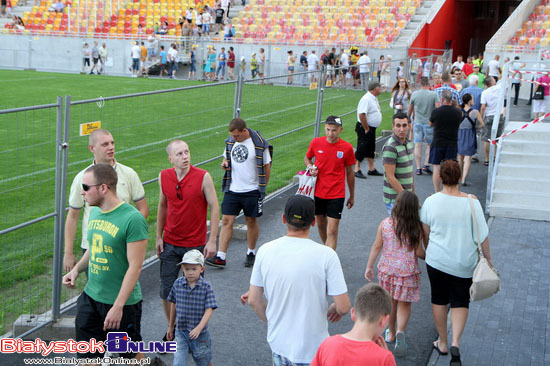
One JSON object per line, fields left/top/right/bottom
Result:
{"left": 355, "top": 122, "right": 376, "bottom": 161}
{"left": 159, "top": 242, "right": 205, "bottom": 299}
{"left": 429, "top": 145, "right": 457, "bottom": 165}
{"left": 221, "top": 190, "right": 263, "bottom": 217}
{"left": 75, "top": 292, "right": 142, "bottom": 358}
{"left": 93, "top": 57, "right": 99, "bottom": 65}
{"left": 187, "top": 18, "right": 192, "bottom": 23}
{"left": 83, "top": 58, "right": 90, "bottom": 66}
{"left": 427, "top": 264, "right": 472, "bottom": 308}
{"left": 314, "top": 196, "right": 345, "bottom": 219}
{"left": 342, "top": 68, "right": 348, "bottom": 75}
{"left": 215, "top": 17, "right": 223, "bottom": 24}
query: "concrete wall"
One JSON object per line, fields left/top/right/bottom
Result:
{"left": 0, "top": 34, "right": 408, "bottom": 79}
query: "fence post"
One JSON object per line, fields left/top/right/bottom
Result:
{"left": 233, "top": 68, "right": 243, "bottom": 118}
{"left": 314, "top": 66, "right": 326, "bottom": 138}
{"left": 52, "top": 96, "right": 67, "bottom": 320}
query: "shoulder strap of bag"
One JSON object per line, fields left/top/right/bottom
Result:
{"left": 468, "top": 194, "right": 484, "bottom": 258}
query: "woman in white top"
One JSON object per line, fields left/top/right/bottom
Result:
{"left": 420, "top": 160, "right": 493, "bottom": 366}
{"left": 389, "top": 78, "right": 411, "bottom": 114}
{"left": 380, "top": 54, "right": 392, "bottom": 91}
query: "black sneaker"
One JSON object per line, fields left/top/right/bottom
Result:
{"left": 205, "top": 256, "right": 226, "bottom": 268}
{"left": 244, "top": 253, "right": 255, "bottom": 267}
{"left": 367, "top": 169, "right": 383, "bottom": 176}
{"left": 354, "top": 170, "right": 367, "bottom": 179}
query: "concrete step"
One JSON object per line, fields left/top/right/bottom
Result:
{"left": 497, "top": 163, "right": 550, "bottom": 180}
{"left": 498, "top": 151, "right": 550, "bottom": 165}
{"left": 490, "top": 203, "right": 550, "bottom": 221}
{"left": 502, "top": 139, "right": 550, "bottom": 154}
{"left": 492, "top": 190, "right": 550, "bottom": 207}
{"left": 493, "top": 176, "right": 550, "bottom": 192}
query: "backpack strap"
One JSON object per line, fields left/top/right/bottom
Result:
{"left": 462, "top": 108, "right": 476, "bottom": 129}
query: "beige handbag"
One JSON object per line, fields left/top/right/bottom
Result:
{"left": 468, "top": 194, "right": 500, "bottom": 301}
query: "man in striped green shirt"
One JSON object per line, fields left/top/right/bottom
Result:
{"left": 382, "top": 112, "right": 415, "bottom": 215}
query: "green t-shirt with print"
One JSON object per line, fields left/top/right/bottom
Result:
{"left": 84, "top": 202, "right": 148, "bottom": 305}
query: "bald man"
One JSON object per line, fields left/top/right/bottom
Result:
{"left": 156, "top": 140, "right": 219, "bottom": 337}
{"left": 64, "top": 129, "right": 149, "bottom": 272}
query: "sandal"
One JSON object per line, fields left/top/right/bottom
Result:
{"left": 416, "top": 168, "right": 422, "bottom": 175}
{"left": 394, "top": 331, "right": 407, "bottom": 357}
{"left": 432, "top": 340, "right": 448, "bottom": 355}
{"left": 450, "top": 346, "right": 462, "bottom": 366}
{"left": 484, "top": 161, "right": 489, "bottom": 166}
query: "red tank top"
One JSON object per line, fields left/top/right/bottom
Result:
{"left": 161, "top": 166, "right": 207, "bottom": 247}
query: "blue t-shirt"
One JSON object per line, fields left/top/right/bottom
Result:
{"left": 218, "top": 52, "right": 226, "bottom": 65}
{"left": 420, "top": 193, "right": 489, "bottom": 278}
{"left": 160, "top": 50, "right": 167, "bottom": 64}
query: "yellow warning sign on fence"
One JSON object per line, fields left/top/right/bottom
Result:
{"left": 80, "top": 121, "right": 101, "bottom": 136}
{"left": 309, "top": 82, "right": 317, "bottom": 90}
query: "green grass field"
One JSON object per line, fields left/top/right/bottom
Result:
{"left": 0, "top": 69, "right": 394, "bottom": 335}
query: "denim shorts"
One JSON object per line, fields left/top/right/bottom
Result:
{"left": 174, "top": 329, "right": 211, "bottom": 366}
{"left": 413, "top": 123, "right": 433, "bottom": 144}
{"left": 272, "top": 352, "right": 310, "bottom": 366}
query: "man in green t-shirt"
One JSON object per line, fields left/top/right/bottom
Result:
{"left": 63, "top": 163, "right": 148, "bottom": 361}
{"left": 382, "top": 112, "right": 415, "bottom": 215}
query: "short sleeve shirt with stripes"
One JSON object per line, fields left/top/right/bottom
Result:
{"left": 382, "top": 134, "right": 414, "bottom": 204}
{"left": 435, "top": 84, "right": 460, "bottom": 103}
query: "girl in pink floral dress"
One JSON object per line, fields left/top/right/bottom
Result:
{"left": 365, "top": 191, "right": 425, "bottom": 357}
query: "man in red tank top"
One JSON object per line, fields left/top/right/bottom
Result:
{"left": 156, "top": 140, "right": 220, "bottom": 339}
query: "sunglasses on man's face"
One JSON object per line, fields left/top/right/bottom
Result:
{"left": 82, "top": 183, "right": 102, "bottom": 191}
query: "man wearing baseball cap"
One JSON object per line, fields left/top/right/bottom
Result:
{"left": 304, "top": 115, "right": 355, "bottom": 250}
{"left": 247, "top": 195, "right": 350, "bottom": 365}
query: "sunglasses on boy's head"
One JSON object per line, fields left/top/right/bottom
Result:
{"left": 82, "top": 183, "right": 102, "bottom": 191}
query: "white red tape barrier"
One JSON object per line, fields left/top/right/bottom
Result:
{"left": 507, "top": 76, "right": 550, "bottom": 86}
{"left": 508, "top": 69, "right": 550, "bottom": 75}
{"left": 490, "top": 112, "right": 550, "bottom": 145}
{"left": 542, "top": 50, "right": 550, "bottom": 60}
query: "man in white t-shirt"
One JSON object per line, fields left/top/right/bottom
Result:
{"left": 246, "top": 195, "right": 350, "bottom": 365}
{"left": 480, "top": 77, "right": 504, "bottom": 164}
{"left": 130, "top": 41, "right": 141, "bottom": 77}
{"left": 340, "top": 49, "right": 350, "bottom": 87}
{"left": 307, "top": 50, "right": 319, "bottom": 83}
{"left": 354, "top": 81, "right": 383, "bottom": 179}
{"left": 452, "top": 55, "right": 464, "bottom": 70}
{"left": 206, "top": 118, "right": 272, "bottom": 268}
{"left": 63, "top": 129, "right": 149, "bottom": 272}
{"left": 486, "top": 55, "right": 501, "bottom": 82}
{"left": 358, "top": 51, "right": 371, "bottom": 91}
{"left": 168, "top": 43, "right": 178, "bottom": 79}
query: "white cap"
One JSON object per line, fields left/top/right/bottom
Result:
{"left": 177, "top": 249, "right": 204, "bottom": 266}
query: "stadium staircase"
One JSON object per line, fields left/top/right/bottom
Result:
{"left": 489, "top": 121, "right": 550, "bottom": 221}
{"left": 391, "top": 0, "right": 434, "bottom": 47}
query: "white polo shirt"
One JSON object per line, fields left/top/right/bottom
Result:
{"left": 357, "top": 91, "right": 382, "bottom": 128}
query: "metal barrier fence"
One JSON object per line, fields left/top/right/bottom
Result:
{"left": 0, "top": 66, "right": 369, "bottom": 338}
